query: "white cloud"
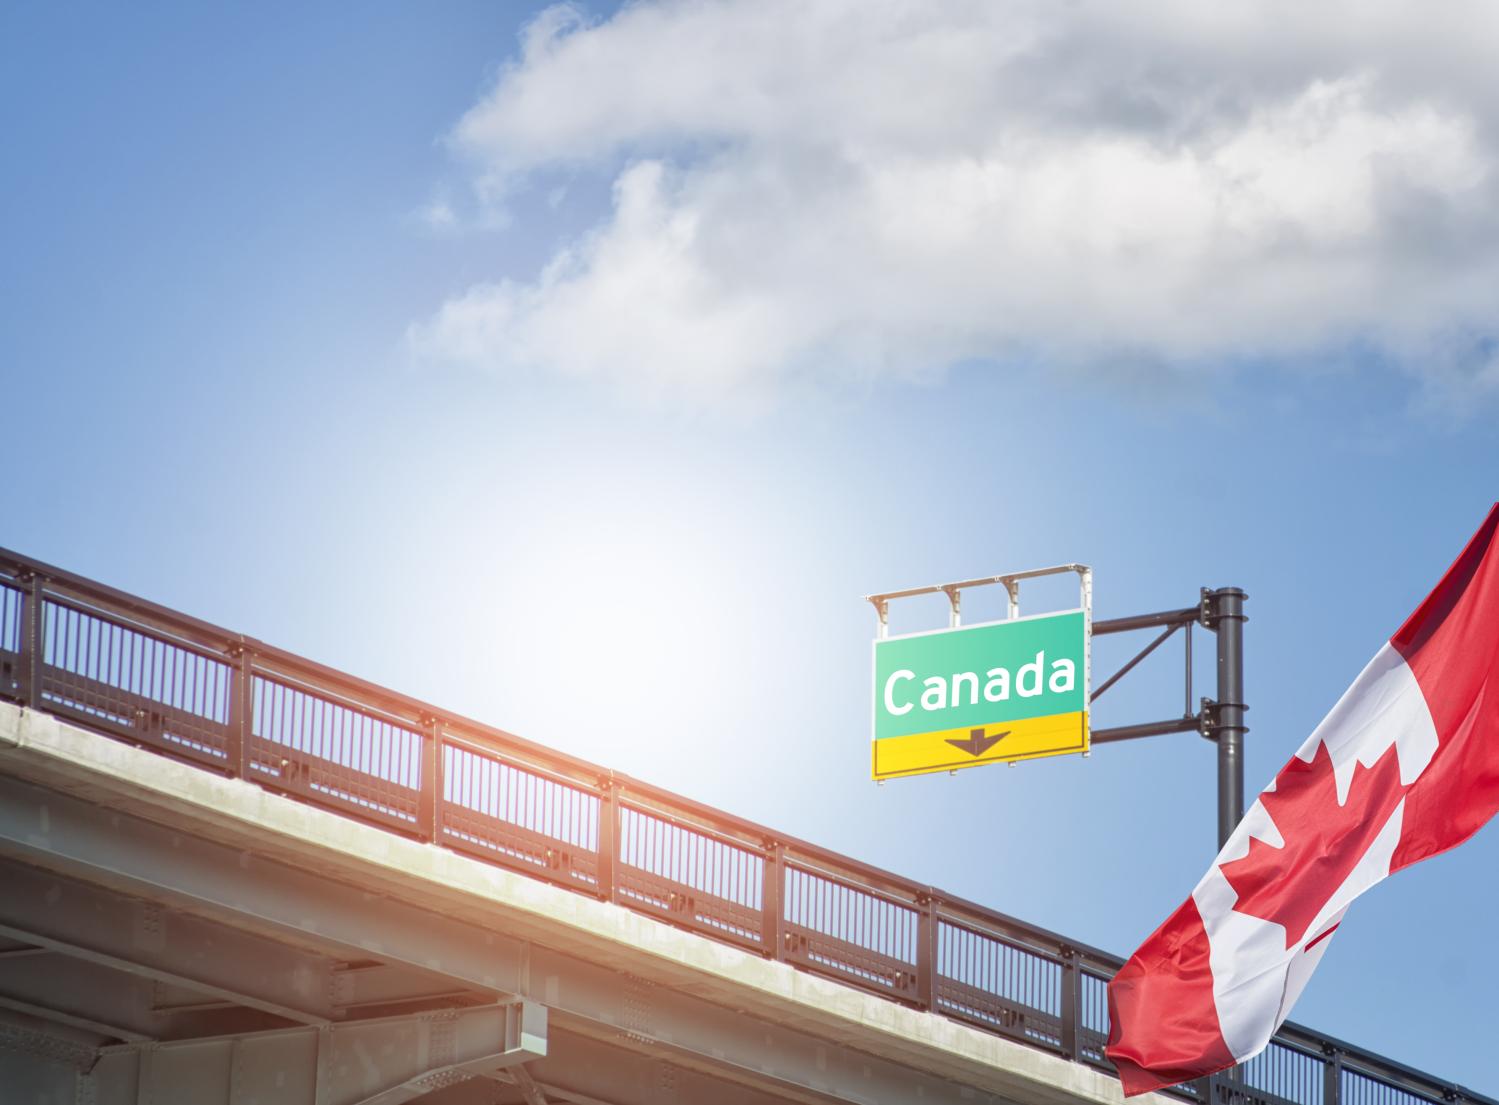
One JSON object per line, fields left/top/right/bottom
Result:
{"left": 417, "top": 194, "right": 458, "bottom": 231}
{"left": 409, "top": 0, "right": 1499, "bottom": 405}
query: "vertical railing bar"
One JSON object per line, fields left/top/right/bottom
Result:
{"left": 352, "top": 703, "right": 362, "bottom": 774}
{"left": 48, "top": 602, "right": 58, "bottom": 674}
{"left": 75, "top": 607, "right": 86, "bottom": 682}
{"left": 187, "top": 640, "right": 198, "bottom": 718}
{"left": 167, "top": 629, "right": 179, "bottom": 716}
{"left": 151, "top": 627, "right": 162, "bottom": 704}
{"left": 64, "top": 605, "right": 75, "bottom": 680}
{"left": 188, "top": 640, "right": 198, "bottom": 715}
{"left": 147, "top": 621, "right": 158, "bottom": 706}
{"left": 83, "top": 606, "right": 95, "bottom": 685}
{"left": 376, "top": 715, "right": 386, "bottom": 786}
{"left": 462, "top": 747, "right": 472, "bottom": 818}
{"left": 165, "top": 627, "right": 176, "bottom": 713}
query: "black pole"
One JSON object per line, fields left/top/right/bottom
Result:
{"left": 1207, "top": 588, "right": 1247, "bottom": 848}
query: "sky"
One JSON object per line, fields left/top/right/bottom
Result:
{"left": 3, "top": 0, "right": 1499, "bottom": 1091}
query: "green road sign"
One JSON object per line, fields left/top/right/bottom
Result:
{"left": 871, "top": 608, "right": 1090, "bottom": 779}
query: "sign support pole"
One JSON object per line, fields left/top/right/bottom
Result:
{"left": 1206, "top": 587, "right": 1248, "bottom": 849}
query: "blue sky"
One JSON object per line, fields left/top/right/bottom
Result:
{"left": 5, "top": 1, "right": 1499, "bottom": 1091}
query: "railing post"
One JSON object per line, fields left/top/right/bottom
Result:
{"left": 761, "top": 841, "right": 783, "bottom": 958}
{"left": 596, "top": 777, "right": 620, "bottom": 903}
{"left": 418, "top": 717, "right": 441, "bottom": 842}
{"left": 1323, "top": 1048, "right": 1342, "bottom": 1105}
{"left": 1059, "top": 947, "right": 1080, "bottom": 1059}
{"left": 18, "top": 574, "right": 43, "bottom": 709}
{"left": 916, "top": 894, "right": 938, "bottom": 1010}
{"left": 225, "top": 645, "right": 252, "bottom": 778}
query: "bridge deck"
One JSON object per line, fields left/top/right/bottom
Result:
{"left": 1, "top": 701, "right": 1117, "bottom": 1105}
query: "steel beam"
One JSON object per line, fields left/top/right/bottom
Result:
{"left": 425, "top": 1029, "right": 798, "bottom": 1105}
{"left": 150, "top": 980, "right": 237, "bottom": 1013}
{"left": 0, "top": 1005, "right": 112, "bottom": 1055}
{"left": 0, "top": 953, "right": 310, "bottom": 1049}
{"left": 1090, "top": 716, "right": 1200, "bottom": 744}
{"left": 332, "top": 963, "right": 479, "bottom": 1011}
{"left": 0, "top": 953, "right": 159, "bottom": 1041}
{"left": 0, "top": 953, "right": 297, "bottom": 1044}
{"left": 0, "top": 775, "right": 1010, "bottom": 1105}
{"left": 0, "top": 1001, "right": 105, "bottom": 1067}
{"left": 0, "top": 857, "right": 339, "bottom": 1025}
{"left": 1092, "top": 606, "right": 1200, "bottom": 635}
{"left": 0, "top": 1016, "right": 98, "bottom": 1105}
{"left": 0, "top": 995, "right": 144, "bottom": 1045}
{"left": 0, "top": 856, "right": 495, "bottom": 1025}
{"left": 85, "top": 1002, "right": 546, "bottom": 1105}
{"left": 521, "top": 1029, "right": 800, "bottom": 1105}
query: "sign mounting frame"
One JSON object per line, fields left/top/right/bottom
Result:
{"left": 866, "top": 564, "right": 1093, "bottom": 780}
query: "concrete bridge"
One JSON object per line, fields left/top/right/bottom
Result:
{"left": 0, "top": 701, "right": 1120, "bottom": 1105}
{"left": 0, "top": 549, "right": 1485, "bottom": 1105}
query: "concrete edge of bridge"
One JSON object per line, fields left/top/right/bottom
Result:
{"left": 0, "top": 701, "right": 1157, "bottom": 1105}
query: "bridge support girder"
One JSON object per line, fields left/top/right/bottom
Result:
{"left": 0, "top": 859, "right": 342, "bottom": 1026}
{"left": 83, "top": 1002, "right": 546, "bottom": 1105}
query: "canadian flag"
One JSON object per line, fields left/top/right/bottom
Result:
{"left": 1107, "top": 504, "right": 1499, "bottom": 1096}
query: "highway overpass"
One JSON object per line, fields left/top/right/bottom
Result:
{"left": 0, "top": 548, "right": 1486, "bottom": 1105}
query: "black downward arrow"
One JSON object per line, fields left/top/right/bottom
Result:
{"left": 945, "top": 728, "right": 1009, "bottom": 757}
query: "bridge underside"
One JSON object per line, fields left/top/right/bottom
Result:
{"left": 0, "top": 703, "right": 1124, "bottom": 1105}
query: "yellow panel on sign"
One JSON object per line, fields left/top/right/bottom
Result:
{"left": 871, "top": 711, "right": 1089, "bottom": 780}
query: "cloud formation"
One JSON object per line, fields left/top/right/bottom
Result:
{"left": 410, "top": 0, "right": 1499, "bottom": 405}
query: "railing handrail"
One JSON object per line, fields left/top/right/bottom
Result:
{"left": 0, "top": 545, "right": 1487, "bottom": 1105}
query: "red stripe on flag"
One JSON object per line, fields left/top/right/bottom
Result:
{"left": 1106, "top": 897, "right": 1234, "bottom": 1096}
{"left": 1390, "top": 503, "right": 1499, "bottom": 871}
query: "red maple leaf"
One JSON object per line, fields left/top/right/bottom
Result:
{"left": 1219, "top": 741, "right": 1406, "bottom": 949}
